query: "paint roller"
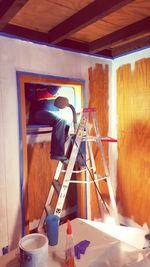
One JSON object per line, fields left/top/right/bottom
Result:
{"left": 54, "top": 96, "right": 77, "bottom": 133}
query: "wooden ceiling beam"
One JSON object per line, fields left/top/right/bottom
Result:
{"left": 0, "top": 0, "right": 28, "bottom": 30}
{"left": 57, "top": 39, "right": 89, "bottom": 53}
{"left": 48, "top": 0, "right": 134, "bottom": 44}
{"left": 2, "top": 23, "right": 113, "bottom": 58}
{"left": 3, "top": 24, "right": 90, "bottom": 55}
{"left": 3, "top": 24, "right": 48, "bottom": 43}
{"left": 112, "top": 35, "right": 150, "bottom": 57}
{"left": 56, "top": 39, "right": 114, "bottom": 58}
{"left": 90, "top": 16, "right": 150, "bottom": 52}
{"left": 2, "top": 24, "right": 90, "bottom": 55}
{"left": 95, "top": 49, "right": 113, "bottom": 58}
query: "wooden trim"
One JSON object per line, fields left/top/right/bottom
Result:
{"left": 47, "top": 0, "right": 134, "bottom": 44}
{"left": 19, "top": 76, "right": 29, "bottom": 233}
{"left": 18, "top": 73, "right": 85, "bottom": 87}
{"left": 90, "top": 16, "right": 150, "bottom": 53}
{"left": 0, "top": 0, "right": 28, "bottom": 30}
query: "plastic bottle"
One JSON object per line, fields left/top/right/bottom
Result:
{"left": 65, "top": 220, "right": 76, "bottom": 267}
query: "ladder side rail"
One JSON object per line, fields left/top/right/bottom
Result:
{"left": 92, "top": 111, "right": 119, "bottom": 222}
{"left": 105, "top": 176, "right": 119, "bottom": 222}
{"left": 83, "top": 132, "right": 91, "bottom": 219}
{"left": 92, "top": 111, "right": 109, "bottom": 177}
{"left": 38, "top": 161, "right": 63, "bottom": 230}
{"left": 38, "top": 137, "right": 72, "bottom": 230}
{"left": 87, "top": 136, "right": 115, "bottom": 217}
{"left": 38, "top": 210, "right": 47, "bottom": 231}
{"left": 54, "top": 142, "right": 81, "bottom": 217}
{"left": 54, "top": 111, "right": 89, "bottom": 217}
{"left": 87, "top": 140, "right": 105, "bottom": 220}
{"left": 45, "top": 162, "right": 63, "bottom": 206}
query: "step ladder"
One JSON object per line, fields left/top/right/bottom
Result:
{"left": 38, "top": 108, "right": 118, "bottom": 231}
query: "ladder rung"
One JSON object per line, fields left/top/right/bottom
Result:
{"left": 61, "top": 166, "right": 94, "bottom": 174}
{"left": 52, "top": 180, "right": 61, "bottom": 194}
{"left": 82, "top": 136, "right": 97, "bottom": 142}
{"left": 95, "top": 174, "right": 107, "bottom": 181}
{"left": 67, "top": 176, "right": 107, "bottom": 184}
{"left": 82, "top": 136, "right": 117, "bottom": 143}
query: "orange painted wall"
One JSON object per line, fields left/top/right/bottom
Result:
{"left": 88, "top": 63, "right": 110, "bottom": 219}
{"left": 117, "top": 58, "right": 150, "bottom": 227}
{"left": 27, "top": 143, "right": 77, "bottom": 222}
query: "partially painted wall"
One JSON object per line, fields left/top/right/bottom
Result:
{"left": 113, "top": 48, "right": 150, "bottom": 229}
{"left": 88, "top": 64, "right": 109, "bottom": 219}
{"left": 0, "top": 35, "right": 111, "bottom": 253}
{"left": 0, "top": 33, "right": 149, "bottom": 254}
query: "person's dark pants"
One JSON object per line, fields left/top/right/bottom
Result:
{"left": 66, "top": 135, "right": 86, "bottom": 166}
{"left": 28, "top": 110, "right": 69, "bottom": 160}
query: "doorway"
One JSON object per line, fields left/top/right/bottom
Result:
{"left": 16, "top": 71, "right": 85, "bottom": 234}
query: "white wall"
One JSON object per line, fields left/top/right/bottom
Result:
{"left": 0, "top": 35, "right": 112, "bottom": 253}
{"left": 113, "top": 47, "right": 150, "bottom": 70}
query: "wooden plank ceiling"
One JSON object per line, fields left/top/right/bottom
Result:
{"left": 0, "top": 0, "right": 149, "bottom": 58}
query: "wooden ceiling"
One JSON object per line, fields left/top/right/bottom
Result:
{"left": 0, "top": 0, "right": 150, "bottom": 58}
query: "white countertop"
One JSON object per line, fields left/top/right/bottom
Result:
{"left": 0, "top": 218, "right": 150, "bottom": 267}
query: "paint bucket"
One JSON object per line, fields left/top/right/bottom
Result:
{"left": 19, "top": 233, "right": 48, "bottom": 267}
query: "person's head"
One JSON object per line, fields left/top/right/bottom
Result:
{"left": 48, "top": 85, "right": 59, "bottom": 95}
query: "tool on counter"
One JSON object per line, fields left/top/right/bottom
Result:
{"left": 65, "top": 220, "right": 76, "bottom": 267}
{"left": 74, "top": 240, "right": 90, "bottom": 259}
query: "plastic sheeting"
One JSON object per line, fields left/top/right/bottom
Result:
{"left": 87, "top": 241, "right": 150, "bottom": 267}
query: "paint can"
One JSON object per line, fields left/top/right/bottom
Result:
{"left": 19, "top": 233, "right": 48, "bottom": 267}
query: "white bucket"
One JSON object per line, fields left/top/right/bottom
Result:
{"left": 19, "top": 233, "right": 48, "bottom": 267}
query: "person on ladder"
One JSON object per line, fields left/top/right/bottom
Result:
{"left": 27, "top": 85, "right": 70, "bottom": 164}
